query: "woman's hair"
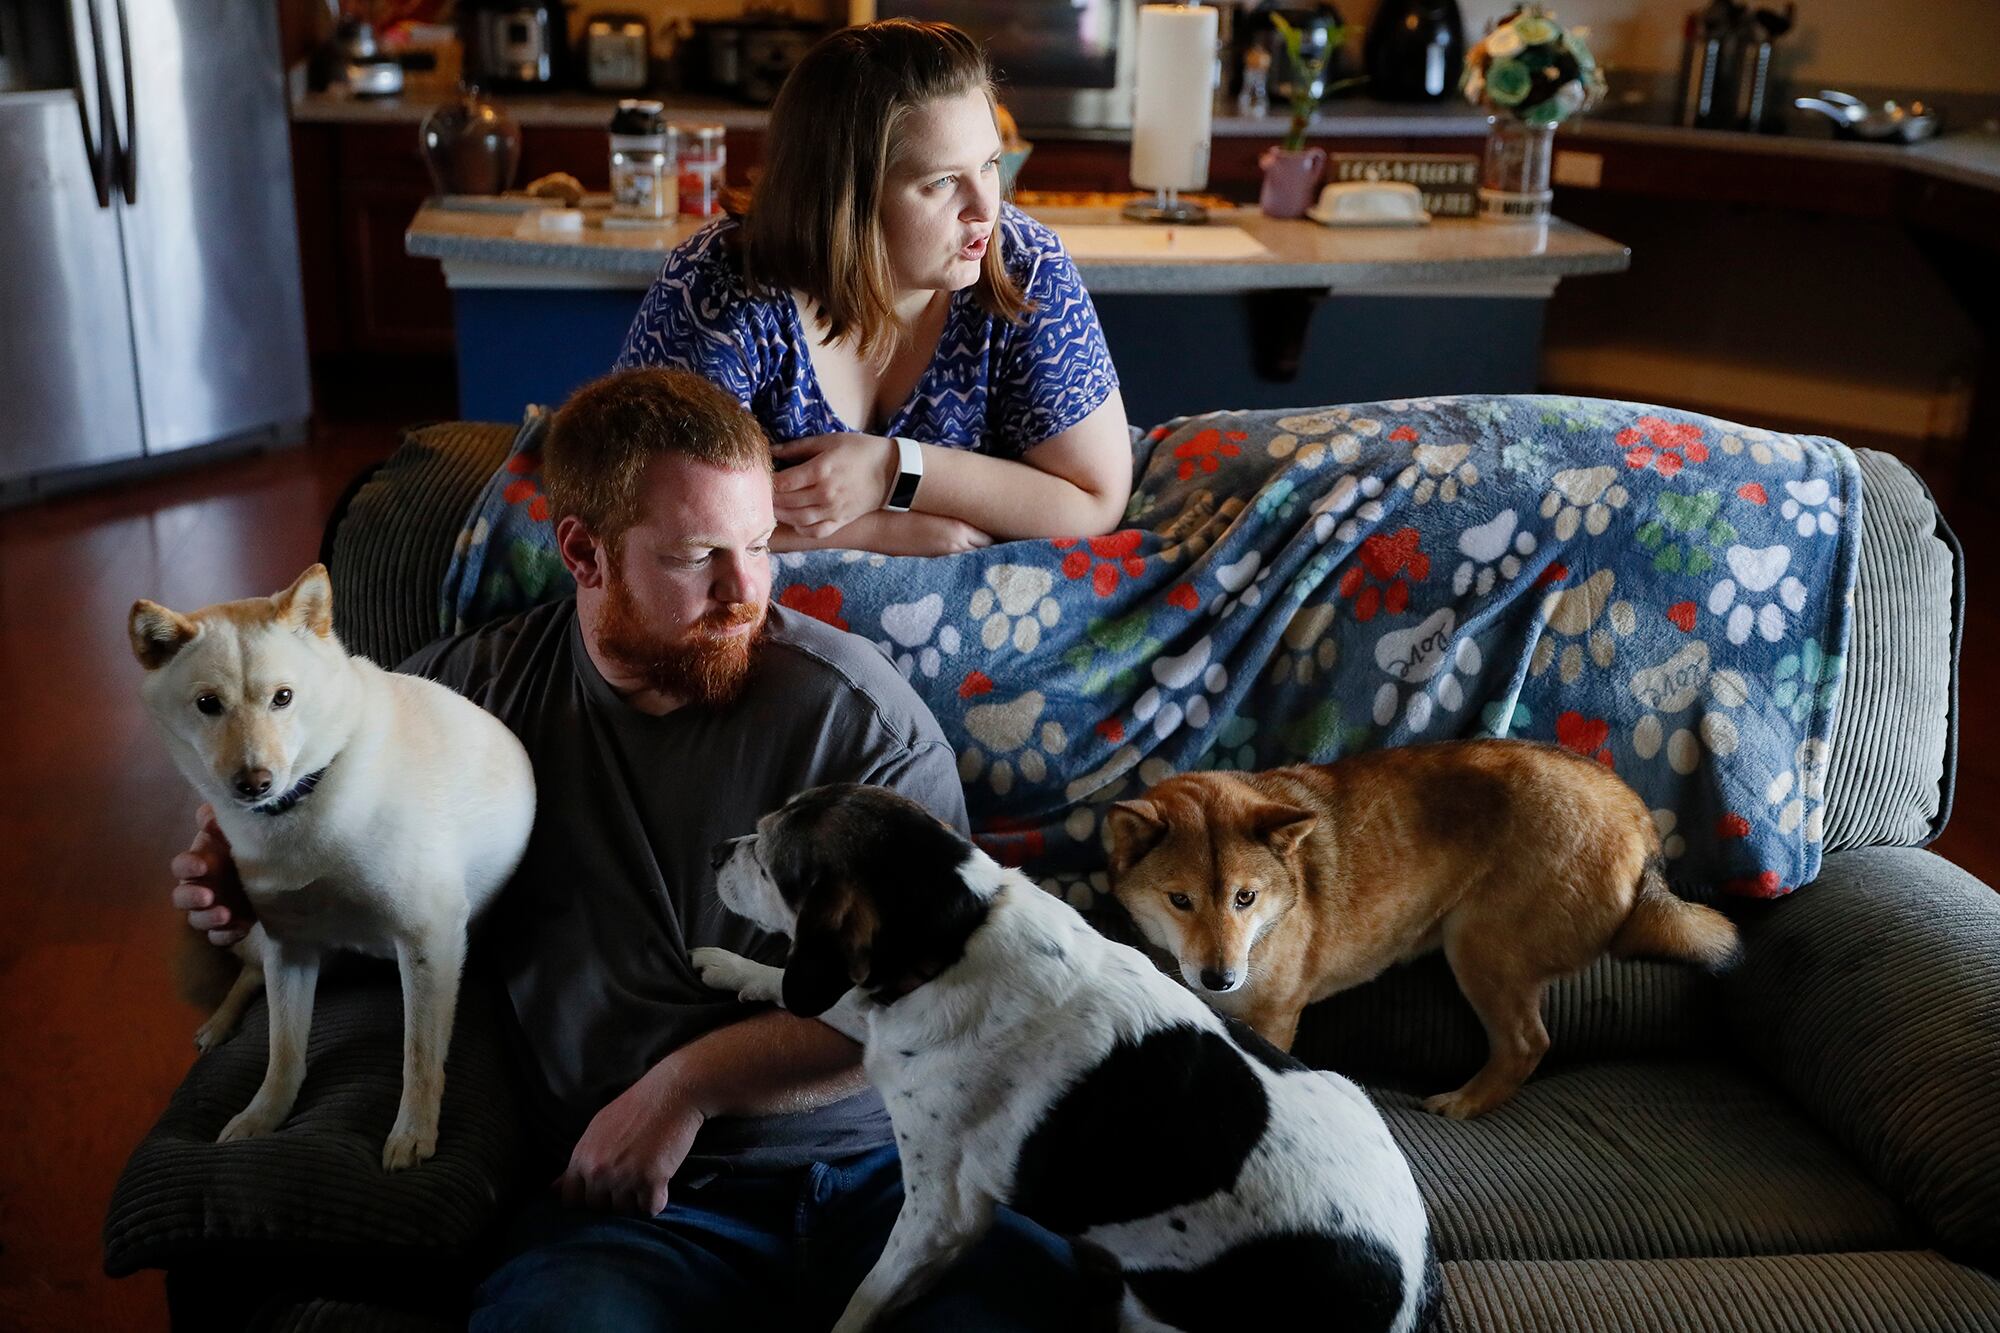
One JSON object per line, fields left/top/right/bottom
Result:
{"left": 545, "top": 367, "right": 771, "bottom": 551}
{"left": 738, "top": 19, "right": 1028, "bottom": 360}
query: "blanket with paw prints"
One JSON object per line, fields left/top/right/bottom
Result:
{"left": 444, "top": 395, "right": 1861, "bottom": 903}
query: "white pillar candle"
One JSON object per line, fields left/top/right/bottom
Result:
{"left": 1130, "top": 3, "right": 1218, "bottom": 193}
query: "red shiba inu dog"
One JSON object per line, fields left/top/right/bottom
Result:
{"left": 1106, "top": 740, "right": 1740, "bottom": 1119}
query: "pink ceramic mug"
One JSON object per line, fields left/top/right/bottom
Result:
{"left": 1259, "top": 145, "right": 1328, "bottom": 219}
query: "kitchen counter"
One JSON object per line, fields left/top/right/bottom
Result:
{"left": 406, "top": 201, "right": 1631, "bottom": 296}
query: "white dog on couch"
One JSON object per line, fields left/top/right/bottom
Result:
{"left": 131, "top": 564, "right": 535, "bottom": 1170}
{"left": 695, "top": 783, "right": 1437, "bottom": 1333}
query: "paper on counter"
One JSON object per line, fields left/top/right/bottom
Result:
{"left": 1053, "top": 225, "right": 1270, "bottom": 261}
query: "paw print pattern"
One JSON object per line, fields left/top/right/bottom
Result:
{"left": 1708, "top": 545, "right": 1807, "bottom": 645}
{"left": 1636, "top": 491, "right": 1736, "bottom": 577}
{"left": 1268, "top": 603, "right": 1339, "bottom": 687}
{"left": 1054, "top": 531, "right": 1147, "bottom": 598}
{"left": 1208, "top": 551, "right": 1273, "bottom": 617}
{"left": 1452, "top": 509, "right": 1537, "bottom": 596}
{"left": 1626, "top": 640, "right": 1751, "bottom": 774}
{"left": 1253, "top": 477, "right": 1306, "bottom": 523}
{"left": 1618, "top": 415, "right": 1709, "bottom": 477}
{"left": 1371, "top": 609, "right": 1483, "bottom": 733}
{"left": 1173, "top": 427, "right": 1246, "bottom": 480}
{"left": 957, "top": 690, "right": 1069, "bottom": 796}
{"left": 1269, "top": 408, "right": 1383, "bottom": 472}
{"left": 1780, "top": 479, "right": 1846, "bottom": 538}
{"left": 876, "top": 593, "right": 960, "bottom": 679}
{"left": 969, "top": 565, "right": 1061, "bottom": 652}
{"left": 1194, "top": 714, "right": 1260, "bottom": 771}
{"left": 1156, "top": 491, "right": 1248, "bottom": 564}
{"left": 1338, "top": 529, "right": 1430, "bottom": 622}
{"left": 1309, "top": 472, "right": 1388, "bottom": 546}
{"left": 1530, "top": 570, "right": 1638, "bottom": 684}
{"left": 1540, "top": 466, "right": 1631, "bottom": 541}
{"left": 1715, "top": 428, "right": 1806, "bottom": 467}
{"left": 1773, "top": 639, "right": 1841, "bottom": 724}
{"left": 1133, "top": 636, "right": 1230, "bottom": 740}
{"left": 1766, "top": 737, "right": 1832, "bottom": 842}
{"left": 1651, "top": 807, "right": 1688, "bottom": 860}
{"left": 1396, "top": 443, "right": 1481, "bottom": 504}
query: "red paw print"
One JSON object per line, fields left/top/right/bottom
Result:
{"left": 777, "top": 584, "right": 848, "bottom": 631}
{"left": 1337, "top": 527, "right": 1429, "bottom": 622}
{"left": 1555, "top": 710, "right": 1615, "bottom": 766}
{"left": 1617, "top": 415, "right": 1709, "bottom": 477}
{"left": 1054, "top": 530, "right": 1147, "bottom": 598}
{"left": 1173, "top": 428, "right": 1246, "bottom": 480}
{"left": 975, "top": 815, "right": 1047, "bottom": 867}
{"left": 501, "top": 451, "right": 550, "bottom": 522}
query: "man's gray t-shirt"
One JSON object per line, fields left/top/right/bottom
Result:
{"left": 401, "top": 599, "right": 968, "bottom": 1174}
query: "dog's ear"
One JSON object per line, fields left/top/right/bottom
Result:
{"left": 274, "top": 564, "right": 335, "bottom": 639}
{"left": 1250, "top": 801, "right": 1318, "bottom": 859}
{"left": 1105, "top": 800, "right": 1169, "bottom": 876}
{"left": 129, "top": 600, "right": 197, "bottom": 670}
{"left": 782, "top": 877, "right": 876, "bottom": 1018}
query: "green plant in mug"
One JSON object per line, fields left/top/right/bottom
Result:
{"left": 1270, "top": 13, "right": 1363, "bottom": 151}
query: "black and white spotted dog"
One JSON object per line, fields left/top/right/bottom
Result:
{"left": 695, "top": 784, "right": 1438, "bottom": 1333}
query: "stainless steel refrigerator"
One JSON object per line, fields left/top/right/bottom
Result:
{"left": 0, "top": 0, "right": 310, "bottom": 492}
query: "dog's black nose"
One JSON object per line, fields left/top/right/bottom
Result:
{"left": 234, "top": 768, "right": 273, "bottom": 799}
{"left": 1199, "top": 968, "right": 1237, "bottom": 992}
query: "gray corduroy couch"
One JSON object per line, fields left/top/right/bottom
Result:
{"left": 105, "top": 416, "right": 1999, "bottom": 1331}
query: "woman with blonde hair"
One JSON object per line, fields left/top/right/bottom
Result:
{"left": 617, "top": 19, "right": 1132, "bottom": 555}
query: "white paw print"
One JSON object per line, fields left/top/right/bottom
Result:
{"left": 1371, "top": 609, "right": 1483, "bottom": 732}
{"left": 957, "top": 690, "right": 1070, "bottom": 796}
{"left": 1627, "top": 641, "right": 1750, "bottom": 774}
{"left": 1530, "top": 570, "right": 1637, "bottom": 683}
{"left": 1397, "top": 444, "right": 1480, "bottom": 505}
{"left": 1780, "top": 479, "right": 1845, "bottom": 538}
{"left": 1309, "top": 472, "right": 1388, "bottom": 546}
{"left": 1716, "top": 428, "right": 1806, "bottom": 466}
{"left": 1540, "top": 466, "right": 1630, "bottom": 541}
{"left": 1133, "top": 636, "right": 1230, "bottom": 742}
{"left": 968, "top": 565, "right": 1061, "bottom": 653}
{"left": 1269, "top": 603, "right": 1339, "bottom": 686}
{"left": 1452, "top": 508, "right": 1537, "bottom": 596}
{"left": 1207, "top": 551, "right": 1273, "bottom": 616}
{"left": 876, "top": 593, "right": 960, "bottom": 679}
{"left": 1266, "top": 430, "right": 1360, "bottom": 471}
{"left": 1652, "top": 807, "right": 1688, "bottom": 860}
{"left": 1766, "top": 737, "right": 1832, "bottom": 842}
{"left": 1708, "top": 545, "right": 1807, "bottom": 646}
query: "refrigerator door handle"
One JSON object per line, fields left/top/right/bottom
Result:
{"left": 109, "top": 0, "right": 135, "bottom": 203}
{"left": 65, "top": 0, "right": 113, "bottom": 209}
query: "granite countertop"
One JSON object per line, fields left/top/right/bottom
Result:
{"left": 406, "top": 201, "right": 1631, "bottom": 295}
{"left": 1562, "top": 118, "right": 2000, "bottom": 195}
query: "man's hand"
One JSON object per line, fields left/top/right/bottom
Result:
{"left": 770, "top": 433, "right": 899, "bottom": 538}
{"left": 170, "top": 804, "right": 255, "bottom": 946}
{"left": 771, "top": 511, "right": 992, "bottom": 557}
{"left": 556, "top": 1063, "right": 707, "bottom": 1216}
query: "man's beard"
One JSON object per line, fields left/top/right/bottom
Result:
{"left": 595, "top": 567, "right": 767, "bottom": 708}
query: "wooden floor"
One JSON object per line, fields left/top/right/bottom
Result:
{"left": 0, "top": 403, "right": 1991, "bottom": 1333}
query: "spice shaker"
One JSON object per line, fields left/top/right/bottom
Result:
{"left": 679, "top": 123, "right": 727, "bottom": 218}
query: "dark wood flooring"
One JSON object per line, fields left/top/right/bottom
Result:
{"left": 0, "top": 397, "right": 1990, "bottom": 1333}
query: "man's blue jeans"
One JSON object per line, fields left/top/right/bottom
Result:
{"left": 471, "top": 1144, "right": 1093, "bottom": 1331}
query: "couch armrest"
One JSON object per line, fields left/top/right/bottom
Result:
{"left": 104, "top": 968, "right": 525, "bottom": 1282}
{"left": 1724, "top": 846, "right": 2000, "bottom": 1269}
{"left": 327, "top": 421, "right": 521, "bottom": 669}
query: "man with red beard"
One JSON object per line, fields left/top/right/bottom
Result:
{"left": 167, "top": 368, "right": 1085, "bottom": 1329}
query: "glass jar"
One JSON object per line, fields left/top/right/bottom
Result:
{"left": 1478, "top": 115, "right": 1555, "bottom": 222}
{"left": 418, "top": 85, "right": 522, "bottom": 196}
{"left": 679, "top": 124, "right": 727, "bottom": 219}
{"left": 609, "top": 99, "right": 675, "bottom": 221}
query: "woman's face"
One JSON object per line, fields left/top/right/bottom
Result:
{"left": 880, "top": 88, "right": 1004, "bottom": 296}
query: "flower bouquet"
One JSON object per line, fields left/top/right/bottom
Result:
{"left": 1462, "top": 7, "right": 1606, "bottom": 219}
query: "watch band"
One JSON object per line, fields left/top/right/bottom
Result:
{"left": 883, "top": 435, "right": 924, "bottom": 512}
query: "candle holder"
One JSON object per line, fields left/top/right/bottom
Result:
{"left": 1123, "top": 188, "right": 1210, "bottom": 225}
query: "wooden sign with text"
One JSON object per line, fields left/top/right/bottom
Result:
{"left": 1329, "top": 153, "right": 1481, "bottom": 219}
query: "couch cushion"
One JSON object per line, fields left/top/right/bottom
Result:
{"left": 1297, "top": 953, "right": 1721, "bottom": 1087}
{"left": 104, "top": 972, "right": 524, "bottom": 1277}
{"left": 328, "top": 421, "right": 521, "bottom": 669}
{"left": 1439, "top": 1251, "right": 2000, "bottom": 1332}
{"left": 1821, "top": 448, "right": 1960, "bottom": 851}
{"left": 1375, "top": 1060, "right": 1914, "bottom": 1263}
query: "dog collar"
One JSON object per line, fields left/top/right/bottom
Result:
{"left": 250, "top": 765, "right": 331, "bottom": 817}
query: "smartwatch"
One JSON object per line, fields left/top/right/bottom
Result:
{"left": 883, "top": 435, "right": 925, "bottom": 512}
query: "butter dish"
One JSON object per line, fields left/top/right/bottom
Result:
{"left": 1306, "top": 181, "right": 1430, "bottom": 227}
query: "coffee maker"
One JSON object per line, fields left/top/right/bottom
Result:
{"left": 460, "top": 0, "right": 569, "bottom": 90}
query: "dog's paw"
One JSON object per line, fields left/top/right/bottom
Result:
{"left": 217, "top": 1102, "right": 286, "bottom": 1143}
{"left": 691, "top": 947, "right": 782, "bottom": 1003}
{"left": 382, "top": 1114, "right": 439, "bottom": 1172}
{"left": 1422, "top": 1088, "right": 1496, "bottom": 1120}
{"left": 193, "top": 1014, "right": 238, "bottom": 1052}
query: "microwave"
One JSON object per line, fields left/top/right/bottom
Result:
{"left": 849, "top": 0, "right": 1140, "bottom": 129}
